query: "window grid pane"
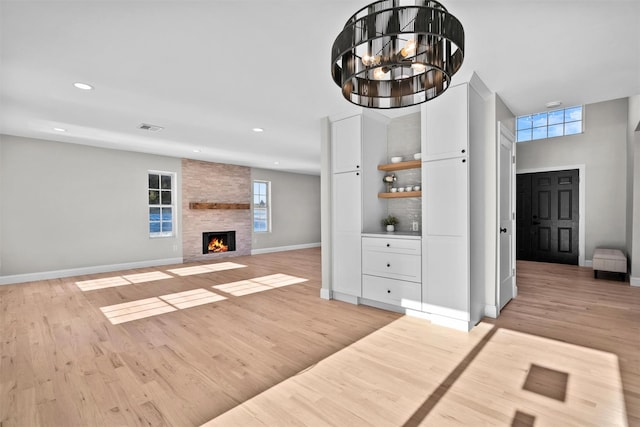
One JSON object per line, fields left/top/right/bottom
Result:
{"left": 253, "top": 180, "right": 270, "bottom": 232}
{"left": 516, "top": 106, "right": 582, "bottom": 142}
{"left": 149, "top": 172, "right": 175, "bottom": 237}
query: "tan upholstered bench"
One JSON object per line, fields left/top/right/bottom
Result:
{"left": 593, "top": 248, "right": 627, "bottom": 281}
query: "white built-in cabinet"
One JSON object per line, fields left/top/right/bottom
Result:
{"left": 421, "top": 82, "right": 485, "bottom": 331}
{"left": 330, "top": 112, "right": 387, "bottom": 300}
{"left": 326, "top": 79, "right": 488, "bottom": 332}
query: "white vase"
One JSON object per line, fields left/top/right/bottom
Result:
{"left": 386, "top": 224, "right": 395, "bottom": 232}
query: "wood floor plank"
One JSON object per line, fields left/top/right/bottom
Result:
{"left": 1, "top": 251, "right": 639, "bottom": 426}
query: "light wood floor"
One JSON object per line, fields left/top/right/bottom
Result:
{"left": 1, "top": 250, "right": 638, "bottom": 426}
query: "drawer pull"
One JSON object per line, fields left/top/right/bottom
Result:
{"left": 387, "top": 289, "right": 391, "bottom": 294}
{"left": 386, "top": 263, "right": 390, "bottom": 267}
{"left": 386, "top": 243, "right": 390, "bottom": 247}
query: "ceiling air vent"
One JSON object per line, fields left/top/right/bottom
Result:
{"left": 138, "top": 123, "right": 164, "bottom": 132}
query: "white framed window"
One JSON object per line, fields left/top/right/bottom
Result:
{"left": 253, "top": 180, "right": 271, "bottom": 232}
{"left": 516, "top": 105, "right": 583, "bottom": 142}
{"left": 148, "top": 171, "right": 176, "bottom": 237}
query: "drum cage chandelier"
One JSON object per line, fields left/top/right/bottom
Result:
{"left": 331, "top": 0, "right": 465, "bottom": 109}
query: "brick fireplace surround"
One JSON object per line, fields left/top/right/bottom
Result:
{"left": 181, "top": 159, "right": 251, "bottom": 261}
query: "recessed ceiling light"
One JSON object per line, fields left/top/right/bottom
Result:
{"left": 73, "top": 82, "right": 94, "bottom": 90}
{"left": 252, "top": 128, "right": 264, "bottom": 133}
{"left": 137, "top": 123, "right": 164, "bottom": 132}
{"left": 193, "top": 149, "right": 201, "bottom": 153}
{"left": 545, "top": 101, "right": 562, "bottom": 108}
{"left": 53, "top": 127, "right": 67, "bottom": 132}
{"left": 274, "top": 161, "right": 280, "bottom": 165}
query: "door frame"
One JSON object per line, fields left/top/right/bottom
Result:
{"left": 495, "top": 123, "right": 517, "bottom": 315}
{"left": 517, "top": 165, "right": 586, "bottom": 267}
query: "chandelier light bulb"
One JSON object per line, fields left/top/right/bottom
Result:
{"left": 362, "top": 54, "right": 375, "bottom": 66}
{"left": 400, "top": 39, "right": 417, "bottom": 58}
{"left": 373, "top": 67, "right": 389, "bottom": 80}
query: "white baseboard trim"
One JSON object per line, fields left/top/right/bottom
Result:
{"left": 631, "top": 276, "right": 640, "bottom": 287}
{"left": 484, "top": 305, "right": 498, "bottom": 318}
{"left": 429, "top": 313, "right": 473, "bottom": 332}
{"left": 360, "top": 298, "right": 405, "bottom": 314}
{"left": 320, "top": 288, "right": 332, "bottom": 300}
{"left": 0, "top": 257, "right": 184, "bottom": 286}
{"left": 584, "top": 259, "right": 593, "bottom": 267}
{"left": 251, "top": 242, "right": 320, "bottom": 255}
{"left": 331, "top": 291, "right": 359, "bottom": 305}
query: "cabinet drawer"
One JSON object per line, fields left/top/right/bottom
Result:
{"left": 362, "top": 237, "right": 421, "bottom": 255}
{"left": 362, "top": 275, "right": 421, "bottom": 310}
{"left": 362, "top": 251, "right": 421, "bottom": 282}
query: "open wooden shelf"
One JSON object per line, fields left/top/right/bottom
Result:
{"left": 378, "top": 191, "right": 421, "bottom": 199}
{"left": 189, "top": 202, "right": 250, "bottom": 210}
{"left": 377, "top": 159, "right": 421, "bottom": 172}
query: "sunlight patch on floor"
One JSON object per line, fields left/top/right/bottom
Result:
{"left": 98, "top": 272, "right": 308, "bottom": 324}
{"left": 200, "top": 319, "right": 627, "bottom": 427}
{"left": 76, "top": 276, "right": 132, "bottom": 291}
{"left": 123, "top": 271, "right": 173, "bottom": 284}
{"left": 100, "top": 297, "right": 177, "bottom": 325}
{"left": 77, "top": 262, "right": 248, "bottom": 291}
{"left": 159, "top": 288, "right": 227, "bottom": 309}
{"left": 212, "top": 273, "right": 308, "bottom": 296}
{"left": 167, "top": 262, "right": 247, "bottom": 277}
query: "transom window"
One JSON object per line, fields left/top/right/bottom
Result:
{"left": 516, "top": 106, "right": 583, "bottom": 142}
{"left": 253, "top": 180, "right": 271, "bottom": 233}
{"left": 148, "top": 171, "right": 175, "bottom": 237}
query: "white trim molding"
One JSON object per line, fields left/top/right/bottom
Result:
{"left": 585, "top": 259, "right": 593, "bottom": 267}
{"left": 517, "top": 164, "right": 586, "bottom": 266}
{"left": 251, "top": 242, "right": 320, "bottom": 255}
{"left": 484, "top": 305, "right": 498, "bottom": 318}
{"left": 320, "top": 288, "right": 332, "bottom": 300}
{"left": 0, "top": 257, "right": 183, "bottom": 286}
{"left": 631, "top": 276, "right": 640, "bottom": 287}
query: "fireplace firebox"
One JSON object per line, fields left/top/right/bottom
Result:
{"left": 202, "top": 231, "right": 236, "bottom": 254}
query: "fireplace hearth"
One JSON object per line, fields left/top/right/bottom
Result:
{"left": 202, "top": 231, "right": 236, "bottom": 254}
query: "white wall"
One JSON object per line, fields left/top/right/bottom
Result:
{"left": 629, "top": 95, "right": 640, "bottom": 283}
{"left": 516, "top": 98, "right": 628, "bottom": 261}
{"left": 0, "top": 134, "right": 182, "bottom": 280}
{"left": 250, "top": 168, "right": 321, "bottom": 251}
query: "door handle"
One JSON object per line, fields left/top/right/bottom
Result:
{"left": 500, "top": 227, "right": 507, "bottom": 233}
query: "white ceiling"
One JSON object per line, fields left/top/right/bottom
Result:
{"left": 1, "top": 0, "right": 639, "bottom": 175}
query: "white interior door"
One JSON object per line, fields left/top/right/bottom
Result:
{"left": 498, "top": 123, "right": 516, "bottom": 311}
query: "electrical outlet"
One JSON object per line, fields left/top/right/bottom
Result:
{"left": 412, "top": 221, "right": 419, "bottom": 231}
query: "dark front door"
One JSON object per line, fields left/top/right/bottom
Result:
{"left": 516, "top": 170, "right": 579, "bottom": 265}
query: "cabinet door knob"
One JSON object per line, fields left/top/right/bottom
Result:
{"left": 386, "top": 243, "right": 390, "bottom": 247}
{"left": 387, "top": 289, "right": 391, "bottom": 294}
{"left": 356, "top": 165, "right": 360, "bottom": 168}
{"left": 462, "top": 159, "right": 466, "bottom": 163}
{"left": 461, "top": 149, "right": 466, "bottom": 154}
{"left": 386, "top": 263, "right": 390, "bottom": 267}
{"left": 356, "top": 172, "right": 360, "bottom": 176}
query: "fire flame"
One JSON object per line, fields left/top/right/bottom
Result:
{"left": 208, "top": 238, "right": 229, "bottom": 253}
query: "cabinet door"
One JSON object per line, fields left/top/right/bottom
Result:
{"left": 333, "top": 232, "right": 362, "bottom": 296}
{"left": 332, "top": 171, "right": 362, "bottom": 296}
{"left": 424, "top": 84, "right": 468, "bottom": 161}
{"left": 423, "top": 157, "right": 468, "bottom": 236}
{"left": 422, "top": 157, "right": 469, "bottom": 315}
{"left": 332, "top": 115, "right": 362, "bottom": 173}
{"left": 332, "top": 171, "right": 361, "bottom": 232}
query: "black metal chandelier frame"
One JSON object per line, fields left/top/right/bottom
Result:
{"left": 331, "top": 0, "right": 465, "bottom": 109}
